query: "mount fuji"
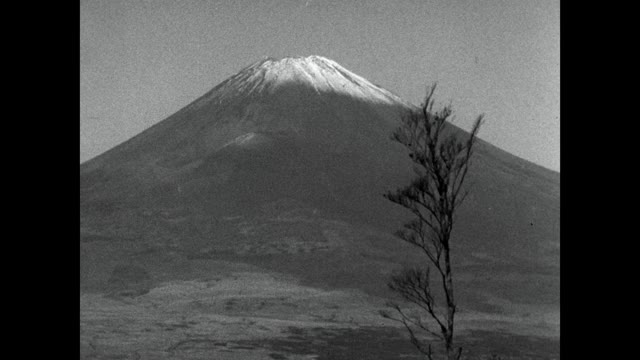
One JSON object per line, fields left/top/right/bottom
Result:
{"left": 80, "top": 56, "right": 559, "bottom": 357}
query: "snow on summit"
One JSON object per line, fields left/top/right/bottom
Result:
{"left": 209, "top": 55, "right": 410, "bottom": 106}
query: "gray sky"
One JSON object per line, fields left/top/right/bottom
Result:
{"left": 80, "top": 0, "right": 559, "bottom": 171}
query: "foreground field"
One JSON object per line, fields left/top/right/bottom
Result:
{"left": 80, "top": 263, "right": 558, "bottom": 360}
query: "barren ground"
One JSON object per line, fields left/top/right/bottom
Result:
{"left": 80, "top": 261, "right": 558, "bottom": 360}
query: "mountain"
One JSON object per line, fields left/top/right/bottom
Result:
{"left": 80, "top": 55, "right": 559, "bottom": 312}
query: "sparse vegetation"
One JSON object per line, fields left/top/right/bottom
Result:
{"left": 381, "top": 84, "right": 483, "bottom": 360}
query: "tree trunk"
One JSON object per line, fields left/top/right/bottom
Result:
{"left": 444, "top": 242, "right": 457, "bottom": 360}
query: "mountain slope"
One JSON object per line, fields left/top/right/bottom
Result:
{"left": 80, "top": 55, "right": 559, "bottom": 311}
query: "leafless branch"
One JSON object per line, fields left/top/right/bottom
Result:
{"left": 382, "top": 83, "right": 482, "bottom": 360}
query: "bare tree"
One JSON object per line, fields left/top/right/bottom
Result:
{"left": 381, "top": 84, "right": 483, "bottom": 360}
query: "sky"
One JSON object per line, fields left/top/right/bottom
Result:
{"left": 80, "top": 0, "right": 559, "bottom": 171}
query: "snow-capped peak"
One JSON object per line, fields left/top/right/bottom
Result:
{"left": 208, "top": 55, "right": 410, "bottom": 106}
